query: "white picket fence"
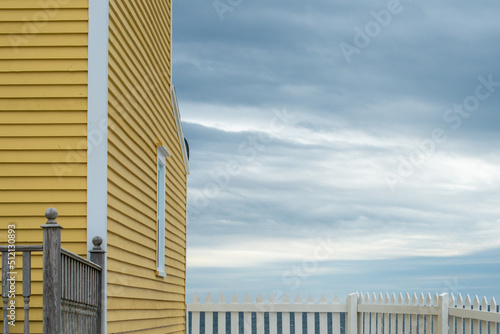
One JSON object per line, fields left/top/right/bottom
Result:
{"left": 186, "top": 292, "right": 500, "bottom": 334}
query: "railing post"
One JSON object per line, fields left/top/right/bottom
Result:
{"left": 90, "top": 236, "right": 106, "bottom": 334}
{"left": 438, "top": 293, "right": 450, "bottom": 334}
{"left": 41, "top": 207, "right": 63, "bottom": 334}
{"left": 346, "top": 293, "right": 358, "bottom": 334}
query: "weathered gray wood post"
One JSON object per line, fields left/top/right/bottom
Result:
{"left": 90, "top": 236, "right": 105, "bottom": 334}
{"left": 41, "top": 207, "right": 62, "bottom": 334}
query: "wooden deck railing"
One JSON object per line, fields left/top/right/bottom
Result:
{"left": 1, "top": 208, "right": 105, "bottom": 334}
{"left": 187, "top": 292, "right": 500, "bottom": 334}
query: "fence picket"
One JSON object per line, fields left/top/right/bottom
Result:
{"left": 294, "top": 294, "right": 303, "bottom": 334}
{"left": 218, "top": 293, "right": 226, "bottom": 334}
{"left": 472, "top": 296, "right": 480, "bottom": 334}
{"left": 205, "top": 293, "right": 214, "bottom": 334}
{"left": 256, "top": 294, "right": 265, "bottom": 334}
{"left": 389, "top": 293, "right": 397, "bottom": 334}
{"left": 243, "top": 293, "right": 252, "bottom": 334}
{"left": 491, "top": 298, "right": 498, "bottom": 334}
{"left": 282, "top": 294, "right": 291, "bottom": 334}
{"left": 449, "top": 293, "right": 456, "bottom": 334}
{"left": 464, "top": 295, "right": 472, "bottom": 334}
{"left": 307, "top": 294, "right": 315, "bottom": 334}
{"left": 192, "top": 293, "right": 201, "bottom": 334}
{"left": 456, "top": 294, "right": 464, "bottom": 334}
{"left": 231, "top": 293, "right": 239, "bottom": 334}
{"left": 319, "top": 294, "right": 328, "bottom": 334}
{"left": 481, "top": 297, "right": 488, "bottom": 334}
{"left": 269, "top": 294, "right": 278, "bottom": 334}
{"left": 332, "top": 294, "right": 341, "bottom": 334}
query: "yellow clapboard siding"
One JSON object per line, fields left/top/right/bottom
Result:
{"left": 107, "top": 279, "right": 186, "bottom": 301}
{"left": 0, "top": 203, "right": 86, "bottom": 216}
{"left": 107, "top": 319, "right": 184, "bottom": 334}
{"left": 0, "top": 21, "right": 88, "bottom": 34}
{"left": 0, "top": 176, "right": 85, "bottom": 189}
{"left": 0, "top": 9, "right": 87, "bottom": 22}
{"left": 108, "top": 141, "right": 154, "bottom": 184}
{"left": 0, "top": 59, "right": 87, "bottom": 72}
{"left": 0, "top": 150, "right": 86, "bottom": 163}
{"left": 0, "top": 84, "right": 86, "bottom": 98}
{"left": 0, "top": 33, "right": 87, "bottom": 48}
{"left": 0, "top": 46, "right": 87, "bottom": 60}
{"left": 0, "top": 137, "right": 86, "bottom": 149}
{"left": 0, "top": 164, "right": 86, "bottom": 177}
{"left": 0, "top": 0, "right": 88, "bottom": 9}
{"left": 0, "top": 216, "right": 85, "bottom": 228}
{"left": 0, "top": 111, "right": 86, "bottom": 123}
{"left": 0, "top": 71, "right": 87, "bottom": 85}
{"left": 107, "top": 0, "right": 186, "bottom": 329}
{"left": 108, "top": 208, "right": 155, "bottom": 241}
{"left": 0, "top": 190, "right": 86, "bottom": 203}
{"left": 108, "top": 182, "right": 155, "bottom": 218}
{"left": 0, "top": 124, "right": 86, "bottom": 137}
{"left": 107, "top": 297, "right": 185, "bottom": 311}
{"left": 0, "top": 97, "right": 87, "bottom": 110}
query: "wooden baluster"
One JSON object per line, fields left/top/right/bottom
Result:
{"left": 23, "top": 252, "right": 31, "bottom": 334}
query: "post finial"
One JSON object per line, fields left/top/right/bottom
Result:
{"left": 92, "top": 236, "right": 103, "bottom": 250}
{"left": 45, "top": 208, "right": 58, "bottom": 222}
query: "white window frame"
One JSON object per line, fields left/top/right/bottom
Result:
{"left": 156, "top": 145, "right": 170, "bottom": 277}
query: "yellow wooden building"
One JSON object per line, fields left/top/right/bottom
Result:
{"left": 0, "top": 0, "right": 189, "bottom": 333}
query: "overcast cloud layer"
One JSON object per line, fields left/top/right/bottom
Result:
{"left": 172, "top": 0, "right": 500, "bottom": 302}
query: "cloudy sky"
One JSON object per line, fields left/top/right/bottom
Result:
{"left": 171, "top": 0, "right": 500, "bottom": 303}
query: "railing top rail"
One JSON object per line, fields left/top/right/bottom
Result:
{"left": 0, "top": 245, "right": 43, "bottom": 252}
{"left": 61, "top": 248, "right": 102, "bottom": 271}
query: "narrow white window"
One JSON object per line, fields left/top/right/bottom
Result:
{"left": 156, "top": 145, "right": 169, "bottom": 277}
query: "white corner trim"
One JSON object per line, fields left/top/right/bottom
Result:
{"left": 88, "top": 0, "right": 109, "bottom": 333}
{"left": 170, "top": 85, "right": 190, "bottom": 175}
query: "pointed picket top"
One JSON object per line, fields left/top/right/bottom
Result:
{"left": 433, "top": 293, "right": 439, "bottom": 306}
{"left": 405, "top": 293, "right": 411, "bottom": 306}
{"left": 193, "top": 293, "right": 201, "bottom": 304}
{"left": 206, "top": 293, "right": 214, "bottom": 304}
{"left": 377, "top": 293, "right": 383, "bottom": 305}
{"left": 426, "top": 293, "right": 432, "bottom": 306}
{"left": 256, "top": 293, "right": 264, "bottom": 304}
{"left": 418, "top": 293, "right": 424, "bottom": 306}
{"left": 384, "top": 293, "right": 390, "bottom": 305}
{"left": 319, "top": 294, "right": 327, "bottom": 304}
{"left": 456, "top": 294, "right": 463, "bottom": 308}
{"left": 481, "top": 296, "right": 488, "bottom": 311}
{"left": 490, "top": 297, "right": 497, "bottom": 313}
{"left": 411, "top": 293, "right": 418, "bottom": 306}
{"left": 218, "top": 293, "right": 226, "bottom": 304}
{"left": 473, "top": 295, "right": 480, "bottom": 310}
{"left": 332, "top": 294, "right": 340, "bottom": 304}
{"left": 357, "top": 292, "right": 363, "bottom": 299}
{"left": 372, "top": 292, "right": 378, "bottom": 305}
{"left": 449, "top": 293, "right": 455, "bottom": 308}
{"left": 231, "top": 293, "right": 239, "bottom": 304}
{"left": 269, "top": 293, "right": 277, "bottom": 304}
{"left": 243, "top": 293, "right": 251, "bottom": 304}
{"left": 390, "top": 293, "right": 397, "bottom": 305}
{"left": 307, "top": 293, "right": 315, "bottom": 304}
{"left": 398, "top": 293, "right": 404, "bottom": 305}
{"left": 365, "top": 292, "right": 371, "bottom": 304}
{"left": 465, "top": 294, "right": 472, "bottom": 309}
{"left": 282, "top": 293, "right": 290, "bottom": 304}
{"left": 294, "top": 293, "right": 302, "bottom": 304}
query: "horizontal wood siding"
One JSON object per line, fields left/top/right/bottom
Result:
{"left": 0, "top": 0, "right": 88, "bottom": 332}
{"left": 107, "top": 0, "right": 187, "bottom": 333}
